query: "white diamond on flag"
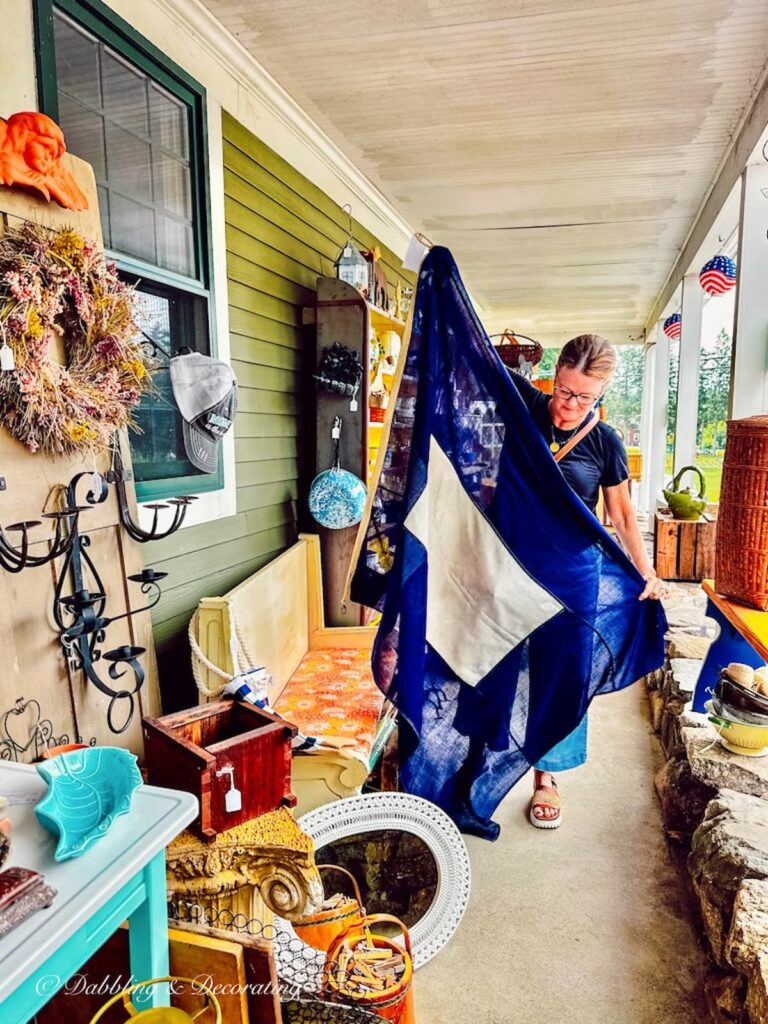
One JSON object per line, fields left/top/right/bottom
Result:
{"left": 404, "top": 436, "right": 563, "bottom": 686}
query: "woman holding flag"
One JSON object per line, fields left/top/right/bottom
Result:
{"left": 510, "top": 334, "right": 667, "bottom": 829}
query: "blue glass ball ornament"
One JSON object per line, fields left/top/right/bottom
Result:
{"left": 308, "top": 467, "right": 367, "bottom": 529}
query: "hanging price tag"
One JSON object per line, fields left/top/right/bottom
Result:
{"left": 0, "top": 344, "right": 15, "bottom": 371}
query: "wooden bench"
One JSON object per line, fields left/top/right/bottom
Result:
{"left": 192, "top": 534, "right": 387, "bottom": 816}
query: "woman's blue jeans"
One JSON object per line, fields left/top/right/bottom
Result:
{"left": 534, "top": 714, "right": 588, "bottom": 772}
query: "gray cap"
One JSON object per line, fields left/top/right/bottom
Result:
{"left": 169, "top": 352, "right": 238, "bottom": 473}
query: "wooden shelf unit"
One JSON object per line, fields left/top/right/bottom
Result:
{"left": 313, "top": 277, "right": 406, "bottom": 626}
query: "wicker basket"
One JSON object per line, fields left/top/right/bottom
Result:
{"left": 715, "top": 415, "right": 768, "bottom": 610}
{"left": 493, "top": 331, "right": 543, "bottom": 369}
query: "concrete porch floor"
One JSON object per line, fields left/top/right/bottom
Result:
{"left": 415, "top": 683, "right": 710, "bottom": 1024}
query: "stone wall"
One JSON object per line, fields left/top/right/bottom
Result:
{"left": 649, "top": 596, "right": 768, "bottom": 1024}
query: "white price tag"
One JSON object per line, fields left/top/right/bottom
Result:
{"left": 0, "top": 345, "right": 15, "bottom": 371}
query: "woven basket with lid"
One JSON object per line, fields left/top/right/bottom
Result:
{"left": 715, "top": 415, "right": 768, "bottom": 610}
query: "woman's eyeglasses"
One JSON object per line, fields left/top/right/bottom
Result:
{"left": 552, "top": 383, "right": 602, "bottom": 407}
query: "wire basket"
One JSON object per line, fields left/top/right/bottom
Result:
{"left": 313, "top": 342, "right": 363, "bottom": 398}
{"left": 715, "top": 415, "right": 768, "bottom": 610}
{"left": 168, "top": 898, "right": 380, "bottom": 1018}
{"left": 491, "top": 330, "right": 543, "bottom": 369}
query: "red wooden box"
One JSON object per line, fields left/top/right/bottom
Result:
{"left": 142, "top": 701, "right": 297, "bottom": 841}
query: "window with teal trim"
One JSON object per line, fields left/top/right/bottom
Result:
{"left": 37, "top": 0, "right": 221, "bottom": 501}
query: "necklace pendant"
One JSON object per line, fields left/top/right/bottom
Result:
{"left": 550, "top": 441, "right": 561, "bottom": 453}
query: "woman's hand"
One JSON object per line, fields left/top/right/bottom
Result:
{"left": 639, "top": 572, "right": 668, "bottom": 601}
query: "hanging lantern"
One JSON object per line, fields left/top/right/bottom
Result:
{"left": 334, "top": 238, "right": 369, "bottom": 294}
{"left": 663, "top": 313, "right": 682, "bottom": 340}
{"left": 699, "top": 255, "right": 737, "bottom": 295}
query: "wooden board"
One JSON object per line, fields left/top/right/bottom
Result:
{"left": 196, "top": 538, "right": 311, "bottom": 704}
{"left": 315, "top": 277, "right": 368, "bottom": 628}
{"left": 0, "top": 157, "right": 160, "bottom": 759}
{"left": 36, "top": 924, "right": 250, "bottom": 1024}
{"left": 172, "top": 919, "right": 282, "bottom": 1024}
{"left": 702, "top": 580, "right": 768, "bottom": 664}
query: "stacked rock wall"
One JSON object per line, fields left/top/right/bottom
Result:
{"left": 649, "top": 599, "right": 768, "bottom": 1024}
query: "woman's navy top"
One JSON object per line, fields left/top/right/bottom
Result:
{"left": 510, "top": 373, "right": 629, "bottom": 514}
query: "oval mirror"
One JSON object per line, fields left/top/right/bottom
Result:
{"left": 273, "top": 791, "right": 471, "bottom": 990}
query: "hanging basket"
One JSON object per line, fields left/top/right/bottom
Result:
{"left": 715, "top": 416, "right": 768, "bottom": 610}
{"left": 492, "top": 330, "right": 543, "bottom": 370}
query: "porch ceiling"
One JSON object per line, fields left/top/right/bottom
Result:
{"left": 200, "top": 0, "right": 768, "bottom": 344}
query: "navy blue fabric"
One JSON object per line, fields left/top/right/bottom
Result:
{"left": 350, "top": 247, "right": 666, "bottom": 840}
{"left": 510, "top": 374, "right": 629, "bottom": 513}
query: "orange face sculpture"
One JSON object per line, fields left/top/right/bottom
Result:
{"left": 0, "top": 111, "right": 89, "bottom": 211}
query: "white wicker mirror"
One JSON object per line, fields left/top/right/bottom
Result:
{"left": 273, "top": 791, "right": 471, "bottom": 985}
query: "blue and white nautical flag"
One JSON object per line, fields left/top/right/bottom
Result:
{"left": 350, "top": 247, "right": 666, "bottom": 840}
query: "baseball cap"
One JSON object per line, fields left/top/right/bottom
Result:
{"left": 169, "top": 352, "right": 238, "bottom": 473}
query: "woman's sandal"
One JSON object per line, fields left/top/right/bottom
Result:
{"left": 529, "top": 779, "right": 562, "bottom": 830}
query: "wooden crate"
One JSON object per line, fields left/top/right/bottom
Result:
{"left": 654, "top": 509, "right": 717, "bottom": 582}
{"left": 143, "top": 701, "right": 297, "bottom": 841}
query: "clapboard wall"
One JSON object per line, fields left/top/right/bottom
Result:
{"left": 149, "top": 111, "right": 412, "bottom": 710}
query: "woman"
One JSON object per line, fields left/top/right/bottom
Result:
{"left": 509, "top": 334, "right": 666, "bottom": 829}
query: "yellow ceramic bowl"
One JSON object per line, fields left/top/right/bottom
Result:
{"left": 708, "top": 710, "right": 768, "bottom": 757}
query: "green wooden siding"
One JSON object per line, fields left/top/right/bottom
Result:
{"left": 149, "top": 110, "right": 412, "bottom": 710}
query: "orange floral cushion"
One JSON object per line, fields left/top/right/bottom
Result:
{"left": 274, "top": 648, "right": 385, "bottom": 761}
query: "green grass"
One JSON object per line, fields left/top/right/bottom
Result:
{"left": 664, "top": 453, "right": 722, "bottom": 502}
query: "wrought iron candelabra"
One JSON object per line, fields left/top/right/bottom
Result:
{"left": 0, "top": 432, "right": 197, "bottom": 734}
{"left": 107, "top": 432, "right": 198, "bottom": 542}
{"left": 50, "top": 468, "right": 170, "bottom": 733}
{"left": 0, "top": 491, "right": 86, "bottom": 573}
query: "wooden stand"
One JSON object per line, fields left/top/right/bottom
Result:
{"left": 143, "top": 702, "right": 297, "bottom": 840}
{"left": 654, "top": 508, "right": 717, "bottom": 582}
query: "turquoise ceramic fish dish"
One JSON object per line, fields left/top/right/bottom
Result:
{"left": 35, "top": 747, "right": 143, "bottom": 861}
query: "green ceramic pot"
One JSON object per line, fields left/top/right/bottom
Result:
{"left": 663, "top": 464, "right": 707, "bottom": 521}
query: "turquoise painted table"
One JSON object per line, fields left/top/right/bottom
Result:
{"left": 0, "top": 761, "right": 198, "bottom": 1024}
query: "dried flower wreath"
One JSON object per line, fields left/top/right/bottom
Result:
{"left": 0, "top": 223, "right": 149, "bottom": 455}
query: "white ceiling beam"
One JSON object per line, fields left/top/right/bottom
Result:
{"left": 645, "top": 64, "right": 768, "bottom": 333}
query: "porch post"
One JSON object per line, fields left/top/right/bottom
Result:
{"left": 647, "top": 322, "right": 670, "bottom": 515}
{"left": 638, "top": 342, "right": 656, "bottom": 512}
{"left": 730, "top": 164, "right": 768, "bottom": 417}
{"left": 673, "top": 274, "right": 704, "bottom": 470}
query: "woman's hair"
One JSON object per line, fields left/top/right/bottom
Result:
{"left": 557, "top": 334, "right": 616, "bottom": 381}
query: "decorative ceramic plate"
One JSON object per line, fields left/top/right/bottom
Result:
{"left": 308, "top": 468, "right": 367, "bottom": 529}
{"left": 35, "top": 747, "right": 143, "bottom": 861}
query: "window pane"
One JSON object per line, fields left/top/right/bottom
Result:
{"left": 54, "top": 15, "right": 101, "bottom": 109}
{"left": 104, "top": 121, "right": 152, "bottom": 202}
{"left": 130, "top": 283, "right": 211, "bottom": 483}
{"left": 152, "top": 152, "right": 191, "bottom": 219}
{"left": 52, "top": 9, "right": 201, "bottom": 282}
{"left": 110, "top": 193, "right": 156, "bottom": 263}
{"left": 156, "top": 214, "right": 195, "bottom": 277}
{"left": 149, "top": 84, "right": 189, "bottom": 159}
{"left": 58, "top": 93, "right": 106, "bottom": 181}
{"left": 101, "top": 49, "right": 149, "bottom": 137}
